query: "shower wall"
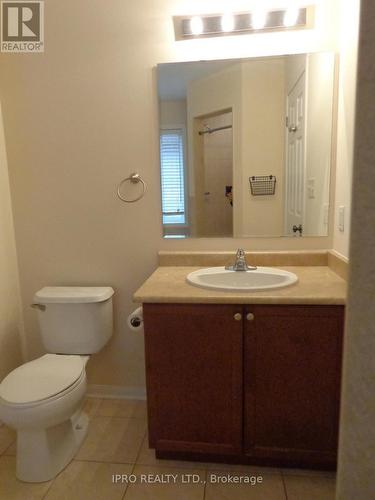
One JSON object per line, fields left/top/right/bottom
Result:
{"left": 197, "top": 112, "right": 233, "bottom": 237}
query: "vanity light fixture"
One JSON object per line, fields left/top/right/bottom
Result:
{"left": 251, "top": 10, "right": 267, "bottom": 30}
{"left": 221, "top": 13, "right": 235, "bottom": 32}
{"left": 173, "top": 6, "right": 314, "bottom": 40}
{"left": 190, "top": 16, "right": 204, "bottom": 36}
{"left": 283, "top": 8, "right": 300, "bottom": 27}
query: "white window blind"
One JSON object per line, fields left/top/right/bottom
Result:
{"left": 160, "top": 129, "right": 186, "bottom": 225}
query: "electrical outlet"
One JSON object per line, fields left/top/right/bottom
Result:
{"left": 307, "top": 178, "right": 316, "bottom": 199}
{"left": 338, "top": 206, "right": 345, "bottom": 232}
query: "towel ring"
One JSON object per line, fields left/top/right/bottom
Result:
{"left": 117, "top": 173, "right": 146, "bottom": 203}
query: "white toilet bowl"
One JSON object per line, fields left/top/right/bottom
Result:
{"left": 0, "top": 286, "right": 114, "bottom": 483}
{"left": 0, "top": 354, "right": 90, "bottom": 482}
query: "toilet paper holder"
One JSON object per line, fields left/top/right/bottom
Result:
{"left": 130, "top": 316, "right": 142, "bottom": 328}
{"left": 127, "top": 306, "right": 144, "bottom": 331}
{"left": 31, "top": 303, "right": 46, "bottom": 311}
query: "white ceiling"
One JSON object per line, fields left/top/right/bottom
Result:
{"left": 157, "top": 60, "right": 238, "bottom": 101}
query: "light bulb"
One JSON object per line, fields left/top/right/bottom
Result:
{"left": 190, "top": 16, "right": 204, "bottom": 35}
{"left": 252, "top": 10, "right": 267, "bottom": 30}
{"left": 283, "top": 8, "right": 299, "bottom": 27}
{"left": 221, "top": 13, "right": 235, "bottom": 32}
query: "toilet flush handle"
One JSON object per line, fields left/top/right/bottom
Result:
{"left": 30, "top": 303, "right": 46, "bottom": 311}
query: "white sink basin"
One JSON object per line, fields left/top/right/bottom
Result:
{"left": 186, "top": 266, "right": 298, "bottom": 292}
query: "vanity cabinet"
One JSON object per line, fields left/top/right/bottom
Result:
{"left": 143, "top": 303, "right": 344, "bottom": 469}
{"left": 243, "top": 305, "right": 344, "bottom": 468}
{"left": 143, "top": 304, "right": 243, "bottom": 455}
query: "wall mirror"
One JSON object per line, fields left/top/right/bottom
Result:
{"left": 157, "top": 52, "right": 336, "bottom": 238}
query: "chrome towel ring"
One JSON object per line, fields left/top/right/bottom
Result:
{"left": 117, "top": 173, "right": 146, "bottom": 203}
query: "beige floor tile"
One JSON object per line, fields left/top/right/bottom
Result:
{"left": 97, "top": 399, "right": 147, "bottom": 419}
{"left": 76, "top": 416, "right": 146, "bottom": 464}
{"left": 136, "top": 434, "right": 207, "bottom": 470}
{"left": 282, "top": 467, "right": 336, "bottom": 477}
{"left": 44, "top": 460, "right": 132, "bottom": 500}
{"left": 3, "top": 440, "right": 16, "bottom": 456}
{"left": 0, "top": 456, "right": 52, "bottom": 500}
{"left": 206, "top": 462, "right": 281, "bottom": 475}
{"left": 205, "top": 471, "right": 286, "bottom": 500}
{"left": 82, "top": 398, "right": 102, "bottom": 417}
{"left": 283, "top": 474, "right": 336, "bottom": 500}
{"left": 0, "top": 425, "right": 16, "bottom": 455}
{"left": 124, "top": 465, "right": 205, "bottom": 500}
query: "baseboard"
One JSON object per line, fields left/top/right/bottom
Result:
{"left": 87, "top": 384, "right": 146, "bottom": 400}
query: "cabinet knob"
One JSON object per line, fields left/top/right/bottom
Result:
{"left": 246, "top": 312, "right": 255, "bottom": 321}
{"left": 234, "top": 313, "right": 242, "bottom": 321}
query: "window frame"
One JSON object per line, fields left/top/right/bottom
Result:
{"left": 159, "top": 124, "right": 189, "bottom": 236}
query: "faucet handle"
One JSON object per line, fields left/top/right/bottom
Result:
{"left": 237, "top": 249, "right": 257, "bottom": 271}
{"left": 236, "top": 248, "right": 245, "bottom": 256}
{"left": 225, "top": 248, "right": 257, "bottom": 271}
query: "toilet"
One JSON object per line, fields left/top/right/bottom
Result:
{"left": 0, "top": 286, "right": 114, "bottom": 483}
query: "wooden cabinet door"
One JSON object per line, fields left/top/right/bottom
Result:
{"left": 143, "top": 303, "right": 243, "bottom": 456}
{"left": 244, "top": 305, "right": 344, "bottom": 466}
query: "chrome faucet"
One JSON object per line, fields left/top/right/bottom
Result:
{"left": 225, "top": 248, "right": 257, "bottom": 272}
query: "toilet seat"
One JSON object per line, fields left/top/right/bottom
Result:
{"left": 0, "top": 354, "right": 86, "bottom": 405}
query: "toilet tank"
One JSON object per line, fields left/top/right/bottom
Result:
{"left": 33, "top": 287, "right": 114, "bottom": 354}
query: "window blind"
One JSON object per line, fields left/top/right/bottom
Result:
{"left": 160, "top": 129, "right": 186, "bottom": 225}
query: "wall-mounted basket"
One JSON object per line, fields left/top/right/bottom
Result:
{"left": 249, "top": 175, "right": 276, "bottom": 196}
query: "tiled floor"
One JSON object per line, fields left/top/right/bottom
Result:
{"left": 0, "top": 398, "right": 336, "bottom": 500}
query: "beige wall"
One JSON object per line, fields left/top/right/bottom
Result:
{"left": 0, "top": 0, "right": 351, "bottom": 391}
{"left": 304, "top": 52, "right": 335, "bottom": 236}
{"left": 285, "top": 54, "right": 306, "bottom": 94}
{"left": 336, "top": 0, "right": 375, "bottom": 496}
{"left": 159, "top": 99, "right": 187, "bottom": 128}
{"left": 240, "top": 58, "right": 285, "bottom": 237}
{"left": 0, "top": 103, "right": 24, "bottom": 381}
{"left": 332, "top": 0, "right": 360, "bottom": 258}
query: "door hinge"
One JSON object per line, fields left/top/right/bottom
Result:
{"left": 286, "top": 116, "right": 289, "bottom": 127}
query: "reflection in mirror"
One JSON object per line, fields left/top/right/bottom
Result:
{"left": 157, "top": 53, "right": 336, "bottom": 238}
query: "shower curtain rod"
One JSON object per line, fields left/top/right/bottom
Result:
{"left": 198, "top": 124, "right": 232, "bottom": 135}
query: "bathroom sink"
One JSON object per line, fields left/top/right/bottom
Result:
{"left": 186, "top": 267, "right": 298, "bottom": 292}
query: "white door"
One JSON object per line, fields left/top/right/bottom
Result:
{"left": 285, "top": 73, "right": 306, "bottom": 237}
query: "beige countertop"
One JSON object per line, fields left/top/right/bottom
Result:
{"left": 133, "top": 266, "right": 347, "bottom": 305}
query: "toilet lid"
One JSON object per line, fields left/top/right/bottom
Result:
{"left": 0, "top": 354, "right": 85, "bottom": 404}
